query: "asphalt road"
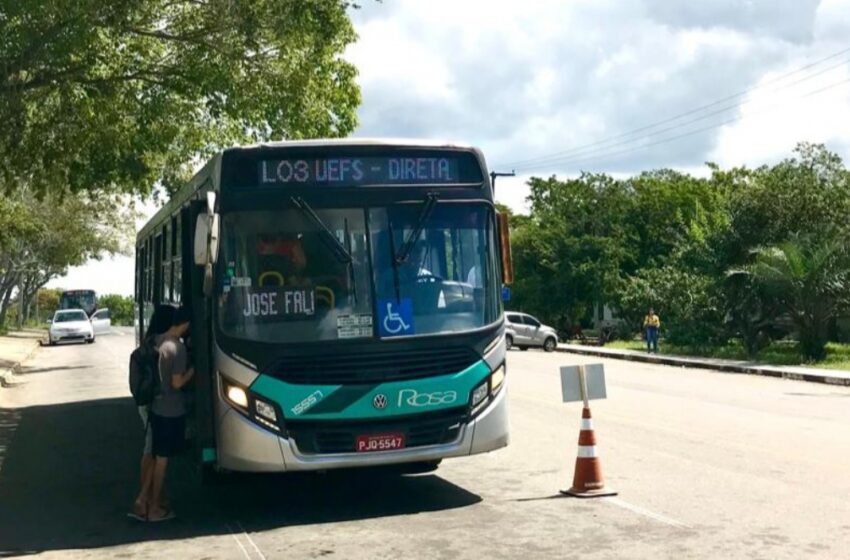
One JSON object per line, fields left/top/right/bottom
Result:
{"left": 1, "top": 329, "right": 849, "bottom": 559}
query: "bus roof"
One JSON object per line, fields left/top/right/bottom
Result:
{"left": 223, "top": 138, "right": 478, "bottom": 152}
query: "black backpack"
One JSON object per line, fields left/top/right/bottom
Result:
{"left": 129, "top": 339, "right": 160, "bottom": 406}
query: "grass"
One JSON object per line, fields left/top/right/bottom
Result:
{"left": 605, "top": 338, "right": 850, "bottom": 371}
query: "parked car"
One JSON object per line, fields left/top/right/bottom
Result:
{"left": 47, "top": 308, "right": 111, "bottom": 345}
{"left": 504, "top": 312, "right": 559, "bottom": 352}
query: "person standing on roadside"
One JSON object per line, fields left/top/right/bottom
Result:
{"left": 643, "top": 308, "right": 661, "bottom": 354}
{"left": 129, "top": 304, "right": 175, "bottom": 521}
{"left": 148, "top": 306, "right": 194, "bottom": 522}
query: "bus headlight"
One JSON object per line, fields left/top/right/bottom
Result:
{"left": 225, "top": 383, "right": 249, "bottom": 409}
{"left": 471, "top": 382, "right": 489, "bottom": 409}
{"left": 469, "top": 363, "right": 507, "bottom": 417}
{"left": 490, "top": 364, "right": 506, "bottom": 396}
{"left": 254, "top": 399, "right": 277, "bottom": 422}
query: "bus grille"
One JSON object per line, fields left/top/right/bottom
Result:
{"left": 287, "top": 408, "right": 466, "bottom": 454}
{"left": 264, "top": 347, "right": 480, "bottom": 385}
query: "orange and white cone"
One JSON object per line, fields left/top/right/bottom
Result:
{"left": 560, "top": 407, "right": 617, "bottom": 498}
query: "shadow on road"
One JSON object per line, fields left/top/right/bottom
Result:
{"left": 785, "top": 392, "right": 850, "bottom": 398}
{"left": 0, "top": 397, "right": 481, "bottom": 556}
{"left": 16, "top": 366, "right": 93, "bottom": 375}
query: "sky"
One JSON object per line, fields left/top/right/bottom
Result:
{"left": 48, "top": 0, "right": 850, "bottom": 296}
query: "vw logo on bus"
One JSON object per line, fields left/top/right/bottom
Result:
{"left": 372, "top": 394, "right": 388, "bottom": 410}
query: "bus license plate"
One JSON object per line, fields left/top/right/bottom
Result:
{"left": 355, "top": 432, "right": 406, "bottom": 453}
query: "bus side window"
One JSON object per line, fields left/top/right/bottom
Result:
{"left": 172, "top": 214, "right": 182, "bottom": 303}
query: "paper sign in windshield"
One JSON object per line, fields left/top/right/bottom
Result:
{"left": 337, "top": 313, "right": 373, "bottom": 338}
{"left": 241, "top": 288, "right": 316, "bottom": 319}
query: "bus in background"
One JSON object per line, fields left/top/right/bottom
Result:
{"left": 135, "top": 139, "right": 513, "bottom": 479}
{"left": 59, "top": 289, "right": 97, "bottom": 317}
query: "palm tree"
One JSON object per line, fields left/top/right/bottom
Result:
{"left": 729, "top": 236, "right": 850, "bottom": 361}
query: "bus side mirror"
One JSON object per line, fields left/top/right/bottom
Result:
{"left": 497, "top": 213, "right": 513, "bottom": 286}
{"left": 193, "top": 213, "right": 220, "bottom": 266}
{"left": 193, "top": 214, "right": 209, "bottom": 266}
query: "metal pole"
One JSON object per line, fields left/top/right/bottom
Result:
{"left": 578, "top": 364, "right": 590, "bottom": 408}
{"left": 490, "top": 170, "right": 516, "bottom": 197}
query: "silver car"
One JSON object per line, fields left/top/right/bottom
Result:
{"left": 504, "top": 312, "right": 559, "bottom": 352}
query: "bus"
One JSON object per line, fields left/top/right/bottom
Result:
{"left": 135, "top": 139, "right": 513, "bottom": 477}
{"left": 59, "top": 289, "right": 97, "bottom": 317}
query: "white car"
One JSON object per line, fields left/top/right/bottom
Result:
{"left": 47, "top": 309, "right": 111, "bottom": 345}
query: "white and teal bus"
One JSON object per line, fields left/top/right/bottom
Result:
{"left": 135, "top": 139, "right": 512, "bottom": 477}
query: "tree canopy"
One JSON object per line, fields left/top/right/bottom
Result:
{"left": 1, "top": 0, "right": 361, "bottom": 196}
{"left": 0, "top": 189, "right": 135, "bottom": 326}
{"left": 509, "top": 143, "right": 850, "bottom": 361}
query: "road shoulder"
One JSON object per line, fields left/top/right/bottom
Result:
{"left": 0, "top": 331, "right": 43, "bottom": 390}
{"left": 557, "top": 343, "right": 850, "bottom": 386}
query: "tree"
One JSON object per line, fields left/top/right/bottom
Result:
{"left": 615, "top": 266, "right": 724, "bottom": 347}
{"left": 730, "top": 236, "right": 850, "bottom": 361}
{"left": 0, "top": 189, "right": 134, "bottom": 327}
{"left": 1, "top": 0, "right": 361, "bottom": 197}
{"left": 36, "top": 288, "right": 61, "bottom": 323}
{"left": 721, "top": 143, "right": 850, "bottom": 265}
{"left": 97, "top": 293, "right": 135, "bottom": 326}
{"left": 512, "top": 173, "right": 634, "bottom": 330}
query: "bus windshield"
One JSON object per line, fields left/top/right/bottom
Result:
{"left": 59, "top": 290, "right": 96, "bottom": 316}
{"left": 217, "top": 203, "right": 498, "bottom": 343}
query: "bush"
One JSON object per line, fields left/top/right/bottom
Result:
{"left": 97, "top": 294, "right": 135, "bottom": 326}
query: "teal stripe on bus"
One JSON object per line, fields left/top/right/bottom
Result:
{"left": 250, "top": 359, "right": 492, "bottom": 421}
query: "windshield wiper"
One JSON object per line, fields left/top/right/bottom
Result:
{"left": 343, "top": 217, "right": 357, "bottom": 304}
{"left": 395, "top": 193, "right": 439, "bottom": 264}
{"left": 290, "top": 197, "right": 352, "bottom": 264}
{"left": 388, "top": 220, "right": 401, "bottom": 302}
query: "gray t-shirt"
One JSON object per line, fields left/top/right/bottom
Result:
{"left": 152, "top": 334, "right": 188, "bottom": 417}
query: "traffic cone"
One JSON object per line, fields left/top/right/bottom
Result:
{"left": 560, "top": 407, "right": 617, "bottom": 498}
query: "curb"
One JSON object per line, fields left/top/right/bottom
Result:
{"left": 0, "top": 338, "right": 41, "bottom": 388}
{"left": 556, "top": 345, "right": 850, "bottom": 387}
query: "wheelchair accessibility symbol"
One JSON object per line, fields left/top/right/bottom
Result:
{"left": 378, "top": 298, "right": 414, "bottom": 337}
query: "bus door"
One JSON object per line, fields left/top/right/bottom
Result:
{"left": 187, "top": 200, "right": 217, "bottom": 469}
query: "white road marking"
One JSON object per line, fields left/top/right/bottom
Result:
{"left": 226, "top": 524, "right": 253, "bottom": 560}
{"left": 238, "top": 521, "right": 268, "bottom": 560}
{"left": 603, "top": 497, "right": 692, "bottom": 529}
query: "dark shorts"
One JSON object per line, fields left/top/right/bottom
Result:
{"left": 151, "top": 413, "right": 185, "bottom": 458}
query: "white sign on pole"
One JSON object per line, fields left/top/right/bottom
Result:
{"left": 560, "top": 363, "right": 607, "bottom": 403}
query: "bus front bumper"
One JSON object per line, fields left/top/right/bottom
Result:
{"left": 216, "top": 385, "right": 509, "bottom": 472}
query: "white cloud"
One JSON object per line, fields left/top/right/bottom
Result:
{"left": 710, "top": 64, "right": 850, "bottom": 167}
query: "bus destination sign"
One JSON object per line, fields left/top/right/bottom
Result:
{"left": 258, "top": 157, "right": 462, "bottom": 187}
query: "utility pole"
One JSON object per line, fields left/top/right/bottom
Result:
{"left": 490, "top": 170, "right": 516, "bottom": 198}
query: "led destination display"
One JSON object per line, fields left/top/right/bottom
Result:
{"left": 257, "top": 156, "right": 470, "bottom": 186}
